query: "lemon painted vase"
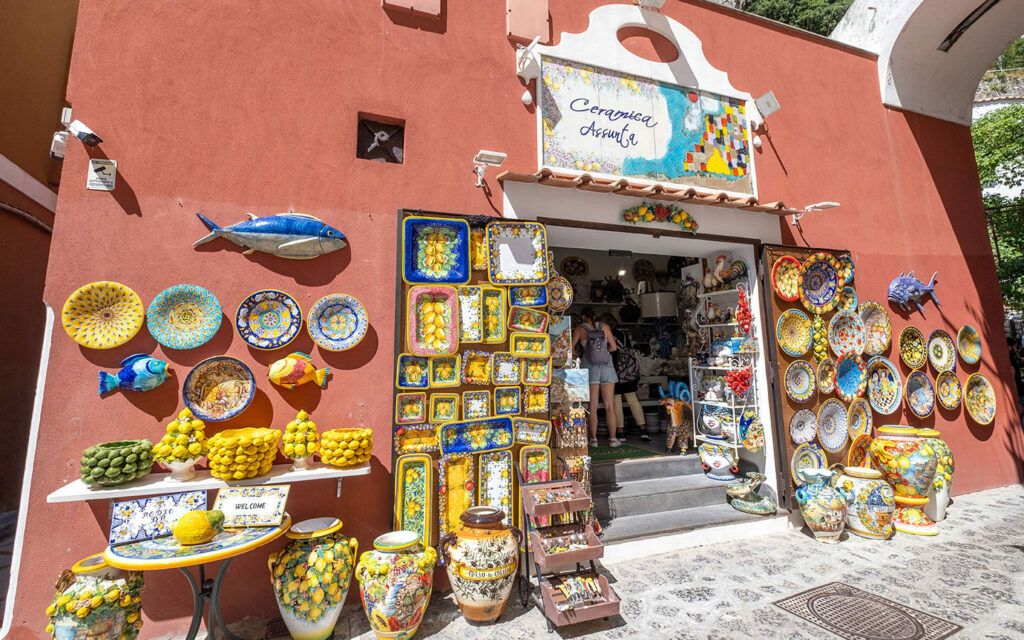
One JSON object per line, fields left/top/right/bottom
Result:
{"left": 794, "top": 467, "right": 849, "bottom": 544}
{"left": 869, "top": 426, "right": 939, "bottom": 535}
{"left": 268, "top": 517, "right": 357, "bottom": 640}
{"left": 45, "top": 553, "right": 144, "bottom": 640}
{"left": 919, "top": 429, "right": 954, "bottom": 522}
{"left": 439, "top": 506, "right": 522, "bottom": 625}
{"left": 355, "top": 530, "right": 437, "bottom": 640}
{"left": 834, "top": 466, "right": 895, "bottom": 539}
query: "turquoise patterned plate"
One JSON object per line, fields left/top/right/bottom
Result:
{"left": 785, "top": 360, "right": 816, "bottom": 402}
{"left": 307, "top": 294, "right": 368, "bottom": 352}
{"left": 147, "top": 284, "right": 222, "bottom": 349}
{"left": 236, "top": 290, "right": 301, "bottom": 350}
{"left": 834, "top": 352, "right": 866, "bottom": 403}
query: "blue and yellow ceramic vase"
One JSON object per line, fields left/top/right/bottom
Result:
{"left": 794, "top": 467, "right": 849, "bottom": 543}
{"left": 869, "top": 426, "right": 939, "bottom": 535}
{"left": 355, "top": 530, "right": 437, "bottom": 640}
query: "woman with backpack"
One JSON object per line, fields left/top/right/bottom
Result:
{"left": 600, "top": 314, "right": 650, "bottom": 443}
{"left": 572, "top": 307, "right": 619, "bottom": 448}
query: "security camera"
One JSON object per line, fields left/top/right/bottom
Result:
{"left": 50, "top": 131, "right": 68, "bottom": 160}
{"left": 472, "top": 150, "right": 507, "bottom": 187}
{"left": 68, "top": 120, "right": 103, "bottom": 147}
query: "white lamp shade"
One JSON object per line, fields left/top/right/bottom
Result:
{"left": 640, "top": 292, "right": 678, "bottom": 318}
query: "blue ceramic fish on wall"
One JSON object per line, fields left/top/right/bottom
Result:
{"left": 99, "top": 354, "right": 172, "bottom": 394}
{"left": 888, "top": 271, "right": 940, "bottom": 314}
{"left": 193, "top": 212, "right": 347, "bottom": 259}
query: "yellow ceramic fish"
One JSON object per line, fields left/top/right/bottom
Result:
{"left": 269, "top": 352, "right": 329, "bottom": 389}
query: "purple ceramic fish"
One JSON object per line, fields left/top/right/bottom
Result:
{"left": 888, "top": 271, "right": 940, "bottom": 314}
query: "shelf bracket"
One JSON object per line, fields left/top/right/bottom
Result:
{"left": 336, "top": 478, "right": 342, "bottom": 498}
{"left": 108, "top": 499, "right": 114, "bottom": 519}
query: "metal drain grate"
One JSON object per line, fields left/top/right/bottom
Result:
{"left": 773, "top": 582, "right": 962, "bottom": 640}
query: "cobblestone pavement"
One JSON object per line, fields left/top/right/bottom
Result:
{"left": 259, "top": 485, "right": 1024, "bottom": 640}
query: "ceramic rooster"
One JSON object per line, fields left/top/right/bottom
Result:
{"left": 712, "top": 255, "right": 731, "bottom": 284}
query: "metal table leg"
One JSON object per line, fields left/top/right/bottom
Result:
{"left": 209, "top": 559, "right": 244, "bottom": 640}
{"left": 177, "top": 560, "right": 244, "bottom": 640}
{"left": 178, "top": 566, "right": 206, "bottom": 640}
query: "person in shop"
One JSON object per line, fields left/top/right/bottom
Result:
{"left": 572, "top": 307, "right": 620, "bottom": 448}
{"left": 600, "top": 313, "right": 651, "bottom": 442}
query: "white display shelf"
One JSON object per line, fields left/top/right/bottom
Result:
{"left": 691, "top": 364, "right": 747, "bottom": 371}
{"left": 697, "top": 322, "right": 738, "bottom": 329}
{"left": 46, "top": 463, "right": 371, "bottom": 504}
{"left": 694, "top": 398, "right": 752, "bottom": 409}
{"left": 697, "top": 289, "right": 741, "bottom": 298}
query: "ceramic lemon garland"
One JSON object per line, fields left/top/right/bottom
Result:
{"left": 622, "top": 203, "right": 698, "bottom": 234}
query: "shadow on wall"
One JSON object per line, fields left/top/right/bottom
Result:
{"left": 383, "top": 1, "right": 447, "bottom": 35}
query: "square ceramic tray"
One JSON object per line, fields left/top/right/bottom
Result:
{"left": 508, "top": 306, "right": 549, "bottom": 333}
{"left": 486, "top": 221, "right": 550, "bottom": 285}
{"left": 402, "top": 216, "right": 471, "bottom": 285}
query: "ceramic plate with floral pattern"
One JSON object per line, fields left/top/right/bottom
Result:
{"left": 477, "top": 450, "right": 514, "bottom": 525}
{"left": 790, "top": 442, "right": 826, "bottom": 486}
{"left": 817, "top": 399, "right": 848, "bottom": 453}
{"left": 817, "top": 358, "right": 836, "bottom": 394}
{"left": 236, "top": 289, "right": 301, "bottom": 350}
{"left": 785, "top": 360, "right": 816, "bottom": 403}
{"left": 402, "top": 216, "right": 471, "bottom": 285}
{"left": 183, "top": 356, "right": 255, "bottom": 421}
{"left": 834, "top": 352, "right": 866, "bottom": 403}
{"left": 776, "top": 309, "right": 812, "bottom": 357}
{"left": 846, "top": 434, "right": 872, "bottom": 468}
{"left": 865, "top": 356, "right": 901, "bottom": 415}
{"left": 147, "top": 284, "right": 222, "bottom": 350}
{"left": 935, "top": 370, "right": 962, "bottom": 411}
{"left": 62, "top": 281, "right": 145, "bottom": 349}
{"left": 965, "top": 373, "right": 996, "bottom": 425}
{"left": 307, "top": 294, "right": 368, "bottom": 352}
{"left": 789, "top": 409, "right": 817, "bottom": 444}
{"left": 899, "top": 326, "right": 926, "bottom": 370}
{"left": 858, "top": 300, "right": 891, "bottom": 356}
{"left": 486, "top": 221, "right": 549, "bottom": 285}
{"left": 798, "top": 252, "right": 841, "bottom": 314}
{"left": 847, "top": 397, "right": 872, "bottom": 440}
{"left": 957, "top": 325, "right": 982, "bottom": 365}
{"left": 828, "top": 310, "right": 865, "bottom": 357}
{"left": 904, "top": 371, "right": 935, "bottom": 418}
{"left": 927, "top": 329, "right": 956, "bottom": 373}
{"left": 546, "top": 275, "right": 573, "bottom": 313}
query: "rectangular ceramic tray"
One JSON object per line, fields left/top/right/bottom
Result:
{"left": 429, "top": 393, "right": 459, "bottom": 423}
{"left": 439, "top": 417, "right": 514, "bottom": 455}
{"left": 513, "top": 417, "right": 552, "bottom": 444}
{"left": 521, "top": 356, "right": 552, "bottom": 385}
{"left": 393, "top": 425, "right": 439, "bottom": 454}
{"left": 439, "top": 453, "right": 475, "bottom": 537}
{"left": 478, "top": 450, "right": 514, "bottom": 525}
{"left": 395, "top": 353, "right": 430, "bottom": 389}
{"left": 486, "top": 221, "right": 550, "bottom": 285}
{"left": 508, "top": 306, "right": 549, "bottom": 333}
{"left": 481, "top": 287, "right": 507, "bottom": 343}
{"left": 402, "top": 216, "right": 471, "bottom": 285}
{"left": 511, "top": 332, "right": 551, "bottom": 357}
{"left": 457, "top": 286, "right": 483, "bottom": 343}
{"left": 428, "top": 354, "right": 460, "bottom": 387}
{"left": 494, "top": 386, "right": 521, "bottom": 415}
{"left": 461, "top": 350, "right": 493, "bottom": 385}
{"left": 524, "top": 385, "right": 550, "bottom": 414}
{"left": 461, "top": 390, "right": 490, "bottom": 419}
{"left": 509, "top": 284, "right": 548, "bottom": 308}
{"left": 395, "top": 392, "right": 427, "bottom": 424}
{"left": 492, "top": 352, "right": 521, "bottom": 385}
{"left": 518, "top": 444, "right": 552, "bottom": 530}
{"left": 407, "top": 285, "right": 459, "bottom": 356}
{"left": 530, "top": 524, "right": 603, "bottom": 568}
{"left": 394, "top": 453, "right": 433, "bottom": 547}
{"left": 540, "top": 572, "right": 620, "bottom": 626}
{"left": 521, "top": 479, "right": 590, "bottom": 517}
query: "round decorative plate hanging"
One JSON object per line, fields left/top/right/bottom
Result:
{"left": 147, "top": 284, "right": 222, "bottom": 350}
{"left": 789, "top": 409, "right": 817, "bottom": 444}
{"left": 771, "top": 256, "right": 801, "bottom": 301}
{"left": 865, "top": 356, "right": 902, "bottom": 415}
{"left": 776, "top": 309, "right": 812, "bottom": 357}
{"left": 927, "top": 329, "right": 956, "bottom": 373}
{"left": 838, "top": 286, "right": 857, "bottom": 311}
{"left": 899, "top": 326, "right": 926, "bottom": 370}
{"left": 904, "top": 371, "right": 935, "bottom": 419}
{"left": 559, "top": 256, "right": 588, "bottom": 278}
{"left": 306, "top": 294, "right": 368, "bottom": 352}
{"left": 61, "top": 281, "right": 144, "bottom": 349}
{"left": 935, "top": 370, "right": 962, "bottom": 411}
{"left": 797, "top": 252, "right": 841, "bottom": 314}
{"left": 858, "top": 300, "right": 891, "bottom": 357}
{"left": 183, "top": 356, "right": 256, "bottom": 421}
{"left": 817, "top": 358, "right": 836, "bottom": 394}
{"left": 847, "top": 397, "right": 872, "bottom": 440}
{"left": 785, "top": 360, "right": 816, "bottom": 403}
{"left": 828, "top": 310, "right": 865, "bottom": 357}
{"left": 964, "top": 373, "right": 996, "bottom": 425}
{"left": 790, "top": 442, "right": 826, "bottom": 486}
{"left": 236, "top": 290, "right": 302, "bottom": 350}
{"left": 957, "top": 325, "right": 982, "bottom": 365}
{"left": 834, "top": 352, "right": 867, "bottom": 403}
{"left": 546, "top": 274, "right": 573, "bottom": 313}
{"left": 846, "top": 433, "right": 872, "bottom": 468}
{"left": 837, "top": 255, "right": 855, "bottom": 285}
{"left": 816, "top": 399, "right": 849, "bottom": 453}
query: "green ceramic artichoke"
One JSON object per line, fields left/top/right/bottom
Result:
{"left": 79, "top": 439, "right": 154, "bottom": 487}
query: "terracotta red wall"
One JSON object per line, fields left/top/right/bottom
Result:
{"left": 6, "top": 1, "right": 1021, "bottom": 638}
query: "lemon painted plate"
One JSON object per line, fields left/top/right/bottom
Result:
{"left": 62, "top": 281, "right": 144, "bottom": 349}
{"left": 957, "top": 325, "right": 982, "bottom": 365}
{"left": 935, "top": 370, "right": 962, "bottom": 411}
{"left": 965, "top": 373, "right": 996, "bottom": 425}
{"left": 858, "top": 300, "right": 891, "bottom": 357}
{"left": 776, "top": 309, "right": 812, "bottom": 357}
{"left": 307, "top": 294, "right": 368, "bottom": 352}
{"left": 899, "top": 326, "right": 926, "bottom": 370}
{"left": 927, "top": 329, "right": 956, "bottom": 373}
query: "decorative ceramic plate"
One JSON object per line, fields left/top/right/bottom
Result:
{"left": 866, "top": 356, "right": 902, "bottom": 415}
{"left": 509, "top": 285, "right": 548, "bottom": 308}
{"left": 838, "top": 286, "right": 857, "bottom": 312}
{"left": 183, "top": 356, "right": 255, "bottom": 421}
{"left": 546, "top": 275, "right": 573, "bottom": 313}
{"left": 462, "top": 390, "right": 491, "bottom": 419}
{"left": 927, "top": 329, "right": 956, "bottom": 373}
{"left": 776, "top": 309, "right": 812, "bottom": 357}
{"left": 486, "top": 221, "right": 549, "bottom": 285}
{"left": 524, "top": 385, "right": 550, "bottom": 414}
{"left": 828, "top": 310, "right": 865, "bottom": 357}
{"left": 429, "top": 393, "right": 459, "bottom": 423}
{"left": 395, "top": 353, "right": 429, "bottom": 389}
{"left": 462, "top": 350, "right": 493, "bottom": 385}
{"left": 837, "top": 255, "right": 855, "bottom": 285}
{"left": 402, "top": 216, "right": 471, "bottom": 285}
{"left": 491, "top": 352, "right": 520, "bottom": 385}
{"left": 236, "top": 290, "right": 301, "bottom": 350}
{"left": 858, "top": 301, "right": 891, "bottom": 357}
{"left": 147, "top": 285, "right": 221, "bottom": 349}
{"left": 817, "top": 399, "right": 848, "bottom": 453}
{"left": 847, "top": 434, "right": 872, "bottom": 468}
{"left": 790, "top": 442, "right": 826, "bottom": 486}
{"left": 394, "top": 454, "right": 433, "bottom": 547}
{"left": 407, "top": 285, "right": 459, "bottom": 356}
{"left": 481, "top": 287, "right": 507, "bottom": 343}
{"left": 560, "top": 256, "right": 588, "bottom": 277}
{"left": 428, "top": 355, "right": 460, "bottom": 387}
{"left": 847, "top": 397, "right": 872, "bottom": 440}
{"left": 457, "top": 286, "right": 483, "bottom": 343}
{"left": 494, "top": 386, "right": 520, "bottom": 415}
{"left": 904, "top": 371, "right": 935, "bottom": 418}
{"left": 899, "top": 326, "right": 926, "bottom": 370}
{"left": 785, "top": 360, "right": 816, "bottom": 403}
{"left": 395, "top": 392, "right": 427, "bottom": 425}
{"left": 771, "top": 256, "right": 801, "bottom": 301}
{"left": 62, "top": 281, "right": 145, "bottom": 349}
{"left": 439, "top": 417, "right": 514, "bottom": 455}
{"left": 439, "top": 453, "right": 475, "bottom": 537}
{"left": 935, "top": 370, "right": 962, "bottom": 411}
{"left": 307, "top": 294, "right": 368, "bottom": 352}
{"left": 513, "top": 417, "right": 551, "bottom": 444}
{"left": 511, "top": 332, "right": 550, "bottom": 357}
{"left": 957, "top": 325, "right": 982, "bottom": 365}
{"left": 508, "top": 306, "right": 549, "bottom": 333}
{"left": 478, "top": 450, "right": 514, "bottom": 525}
{"left": 965, "top": 373, "right": 996, "bottom": 425}
{"left": 789, "top": 409, "right": 817, "bottom": 444}
{"left": 521, "top": 357, "right": 552, "bottom": 385}
{"left": 834, "top": 352, "right": 866, "bottom": 403}
{"left": 798, "top": 252, "right": 841, "bottom": 313}
{"left": 817, "top": 358, "right": 836, "bottom": 394}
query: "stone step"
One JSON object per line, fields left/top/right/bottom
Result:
{"left": 598, "top": 502, "right": 776, "bottom": 544}
{"left": 591, "top": 454, "right": 704, "bottom": 485}
{"left": 592, "top": 473, "right": 727, "bottom": 520}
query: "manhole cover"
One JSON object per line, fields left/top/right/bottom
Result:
{"left": 773, "top": 582, "right": 961, "bottom": 640}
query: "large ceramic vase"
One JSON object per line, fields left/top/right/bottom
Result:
{"left": 698, "top": 438, "right": 737, "bottom": 482}
{"left": 355, "top": 530, "right": 437, "bottom": 640}
{"left": 834, "top": 466, "right": 895, "bottom": 539}
{"left": 439, "top": 506, "right": 521, "bottom": 625}
{"left": 869, "top": 426, "right": 939, "bottom": 535}
{"left": 919, "top": 429, "right": 954, "bottom": 522}
{"left": 268, "top": 517, "right": 357, "bottom": 640}
{"left": 794, "top": 467, "right": 849, "bottom": 543}
{"left": 45, "top": 553, "right": 144, "bottom": 640}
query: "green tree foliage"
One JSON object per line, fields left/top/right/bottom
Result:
{"left": 744, "top": 0, "right": 854, "bottom": 36}
{"left": 972, "top": 104, "right": 1024, "bottom": 310}
{"left": 991, "top": 38, "right": 1024, "bottom": 70}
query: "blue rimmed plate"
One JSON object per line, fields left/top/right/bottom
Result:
{"left": 307, "top": 294, "right": 368, "bottom": 352}
{"left": 147, "top": 284, "right": 222, "bottom": 349}
{"left": 866, "top": 356, "right": 901, "bottom": 415}
{"left": 905, "top": 371, "right": 935, "bottom": 418}
{"left": 183, "top": 356, "right": 255, "bottom": 421}
{"left": 236, "top": 290, "right": 301, "bottom": 350}
{"left": 402, "top": 216, "right": 471, "bottom": 285}
{"left": 785, "top": 360, "right": 816, "bottom": 403}
{"left": 816, "top": 399, "right": 848, "bottom": 453}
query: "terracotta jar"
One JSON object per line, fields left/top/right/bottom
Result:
{"left": 869, "top": 426, "right": 939, "bottom": 536}
{"left": 834, "top": 466, "right": 895, "bottom": 539}
{"left": 268, "top": 517, "right": 357, "bottom": 640}
{"left": 918, "top": 429, "right": 954, "bottom": 522}
{"left": 45, "top": 553, "right": 144, "bottom": 640}
{"left": 355, "top": 530, "right": 437, "bottom": 640}
{"left": 440, "top": 506, "right": 522, "bottom": 625}
{"left": 794, "top": 467, "right": 849, "bottom": 544}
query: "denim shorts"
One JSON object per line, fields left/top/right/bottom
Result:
{"left": 583, "top": 360, "right": 618, "bottom": 385}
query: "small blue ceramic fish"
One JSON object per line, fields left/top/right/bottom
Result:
{"left": 99, "top": 354, "right": 172, "bottom": 394}
{"left": 887, "top": 271, "right": 940, "bottom": 315}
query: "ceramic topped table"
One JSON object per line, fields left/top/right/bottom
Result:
{"left": 104, "top": 514, "right": 291, "bottom": 640}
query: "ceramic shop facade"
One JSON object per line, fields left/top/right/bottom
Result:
{"left": 6, "top": 1, "right": 1024, "bottom": 638}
